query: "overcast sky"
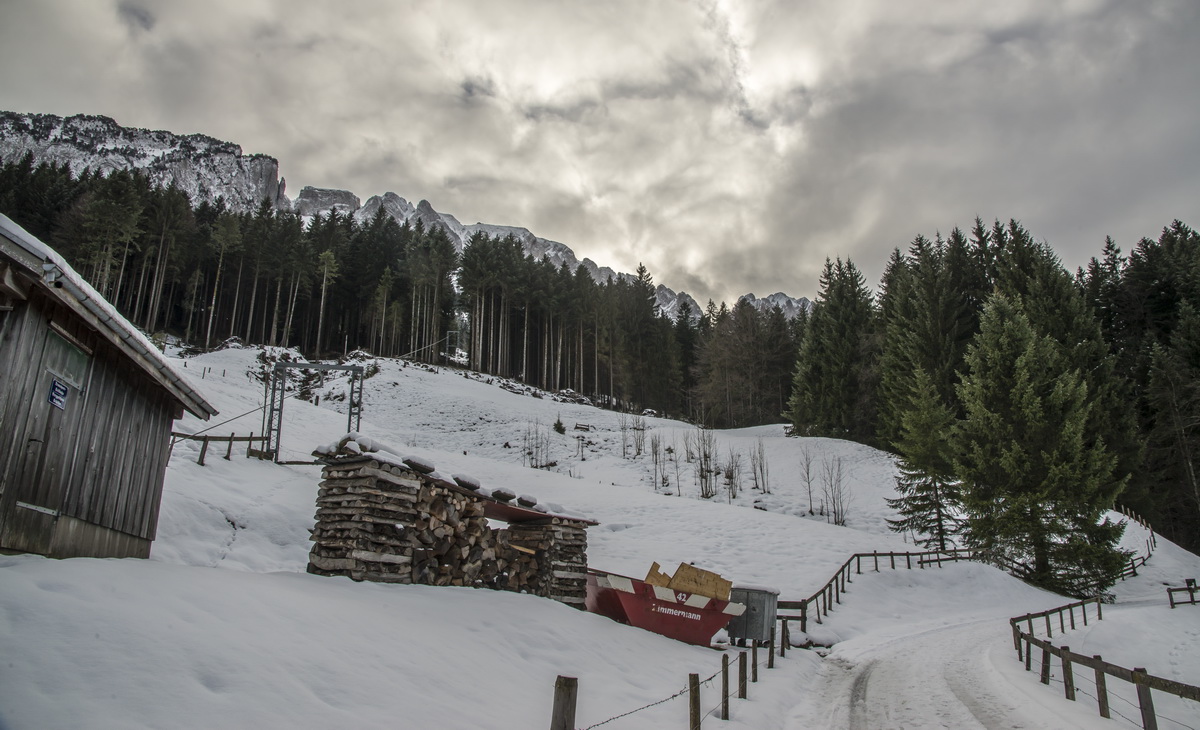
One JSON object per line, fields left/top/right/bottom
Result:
{"left": 1, "top": 1, "right": 1197, "bottom": 304}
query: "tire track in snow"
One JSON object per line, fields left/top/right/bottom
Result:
{"left": 791, "top": 618, "right": 1098, "bottom": 729}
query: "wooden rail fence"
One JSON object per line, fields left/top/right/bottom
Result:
{"left": 1168, "top": 579, "right": 1198, "bottom": 609}
{"left": 775, "top": 548, "right": 978, "bottom": 635}
{"left": 170, "top": 431, "right": 268, "bottom": 466}
{"left": 1010, "top": 598, "right": 1200, "bottom": 729}
{"left": 550, "top": 633, "right": 789, "bottom": 729}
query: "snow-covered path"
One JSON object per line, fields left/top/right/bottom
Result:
{"left": 787, "top": 618, "right": 1105, "bottom": 729}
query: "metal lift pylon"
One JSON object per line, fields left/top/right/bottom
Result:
{"left": 257, "top": 362, "right": 364, "bottom": 463}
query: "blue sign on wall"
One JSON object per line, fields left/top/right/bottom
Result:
{"left": 48, "top": 378, "right": 69, "bottom": 410}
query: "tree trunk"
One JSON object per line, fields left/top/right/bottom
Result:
{"left": 316, "top": 266, "right": 330, "bottom": 357}
{"left": 522, "top": 303, "right": 530, "bottom": 382}
{"left": 269, "top": 275, "right": 284, "bottom": 346}
{"left": 244, "top": 263, "right": 260, "bottom": 343}
{"left": 282, "top": 270, "right": 301, "bottom": 349}
{"left": 204, "top": 244, "right": 226, "bottom": 349}
{"left": 229, "top": 254, "right": 244, "bottom": 341}
{"left": 146, "top": 228, "right": 170, "bottom": 332}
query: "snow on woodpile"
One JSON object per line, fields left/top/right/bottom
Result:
{"left": 310, "top": 434, "right": 591, "bottom": 607}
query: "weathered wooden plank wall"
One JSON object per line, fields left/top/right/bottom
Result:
{"left": 0, "top": 288, "right": 177, "bottom": 557}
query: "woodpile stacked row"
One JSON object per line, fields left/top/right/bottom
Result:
{"left": 406, "top": 480, "right": 495, "bottom": 587}
{"left": 308, "top": 457, "right": 424, "bottom": 584}
{"left": 307, "top": 450, "right": 591, "bottom": 607}
{"left": 549, "top": 522, "right": 589, "bottom": 607}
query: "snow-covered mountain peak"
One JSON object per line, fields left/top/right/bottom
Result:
{"left": 0, "top": 111, "right": 290, "bottom": 213}
{"left": 739, "top": 291, "right": 811, "bottom": 320}
{"left": 0, "top": 110, "right": 810, "bottom": 318}
{"left": 294, "top": 186, "right": 359, "bottom": 219}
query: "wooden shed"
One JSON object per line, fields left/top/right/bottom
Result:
{"left": 0, "top": 214, "right": 217, "bottom": 559}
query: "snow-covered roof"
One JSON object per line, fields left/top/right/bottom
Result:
{"left": 0, "top": 214, "right": 217, "bottom": 420}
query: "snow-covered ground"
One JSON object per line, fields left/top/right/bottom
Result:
{"left": 2, "top": 345, "right": 1198, "bottom": 729}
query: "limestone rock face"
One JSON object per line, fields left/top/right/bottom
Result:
{"left": 294, "top": 186, "right": 361, "bottom": 218}
{"left": 0, "top": 110, "right": 814, "bottom": 313}
{"left": 0, "top": 111, "right": 289, "bottom": 213}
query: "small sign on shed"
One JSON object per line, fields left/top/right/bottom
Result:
{"left": 47, "top": 378, "right": 68, "bottom": 410}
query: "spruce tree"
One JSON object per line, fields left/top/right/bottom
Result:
{"left": 886, "top": 368, "right": 962, "bottom": 551}
{"left": 786, "top": 258, "right": 877, "bottom": 440}
{"left": 953, "top": 294, "right": 1128, "bottom": 596}
{"left": 1147, "top": 303, "right": 1200, "bottom": 536}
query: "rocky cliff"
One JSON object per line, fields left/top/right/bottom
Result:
{"left": 0, "top": 112, "right": 289, "bottom": 213}
{"left": 0, "top": 110, "right": 805, "bottom": 318}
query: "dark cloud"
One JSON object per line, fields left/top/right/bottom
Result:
{"left": 117, "top": 1, "right": 155, "bottom": 32}
{"left": 0, "top": 0, "right": 1196, "bottom": 304}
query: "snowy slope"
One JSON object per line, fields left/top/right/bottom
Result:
{"left": 2, "top": 345, "right": 1198, "bottom": 729}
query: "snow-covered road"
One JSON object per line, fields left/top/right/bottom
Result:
{"left": 787, "top": 618, "right": 1111, "bottom": 729}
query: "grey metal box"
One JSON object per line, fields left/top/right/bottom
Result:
{"left": 725, "top": 585, "right": 779, "bottom": 643}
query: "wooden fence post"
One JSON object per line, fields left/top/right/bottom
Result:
{"left": 890, "top": 552, "right": 896, "bottom": 570}
{"left": 689, "top": 673, "right": 701, "bottom": 730}
{"left": 751, "top": 642, "right": 758, "bottom": 683}
{"left": 550, "top": 675, "right": 577, "bottom": 730}
{"left": 856, "top": 555, "right": 861, "bottom": 574}
{"left": 1059, "top": 610, "right": 1065, "bottom": 634}
{"left": 246, "top": 432, "right": 255, "bottom": 458}
{"left": 198, "top": 435, "right": 210, "bottom": 466}
{"left": 1069, "top": 606, "right": 1075, "bottom": 630}
{"left": 1024, "top": 637, "right": 1032, "bottom": 672}
{"left": 781, "top": 619, "right": 789, "bottom": 657}
{"left": 738, "top": 651, "right": 747, "bottom": 699}
{"left": 1045, "top": 614, "right": 1053, "bottom": 639}
{"left": 1093, "top": 655, "right": 1111, "bottom": 719}
{"left": 800, "top": 603, "right": 807, "bottom": 633}
{"left": 1132, "top": 668, "right": 1158, "bottom": 730}
{"left": 1061, "top": 646, "right": 1075, "bottom": 701}
{"left": 225, "top": 433, "right": 235, "bottom": 460}
{"left": 1039, "top": 645, "right": 1051, "bottom": 685}
{"left": 1096, "top": 596, "right": 1103, "bottom": 621}
{"left": 873, "top": 551, "right": 879, "bottom": 572}
{"left": 721, "top": 654, "right": 730, "bottom": 720}
{"left": 906, "top": 553, "right": 912, "bottom": 569}
{"left": 768, "top": 627, "right": 775, "bottom": 669}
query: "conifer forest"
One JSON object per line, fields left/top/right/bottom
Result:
{"left": 2, "top": 154, "right": 1197, "bottom": 592}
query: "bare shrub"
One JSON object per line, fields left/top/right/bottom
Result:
{"left": 821, "top": 454, "right": 852, "bottom": 526}
{"left": 750, "top": 437, "right": 770, "bottom": 494}
{"left": 799, "top": 442, "right": 817, "bottom": 514}
{"left": 632, "top": 416, "right": 647, "bottom": 457}
{"left": 695, "top": 425, "right": 717, "bottom": 499}
{"left": 724, "top": 448, "right": 743, "bottom": 502}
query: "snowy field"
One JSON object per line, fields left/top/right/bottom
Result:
{"left": 2, "top": 345, "right": 1198, "bottom": 729}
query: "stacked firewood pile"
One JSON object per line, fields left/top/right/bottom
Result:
{"left": 499, "top": 521, "right": 589, "bottom": 607}
{"left": 307, "top": 438, "right": 591, "bottom": 606}
{"left": 308, "top": 457, "right": 422, "bottom": 583}
{"left": 406, "top": 479, "right": 496, "bottom": 588}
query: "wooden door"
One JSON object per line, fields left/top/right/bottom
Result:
{"left": 0, "top": 327, "right": 92, "bottom": 553}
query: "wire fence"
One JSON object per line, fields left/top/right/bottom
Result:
{"left": 564, "top": 639, "right": 786, "bottom": 729}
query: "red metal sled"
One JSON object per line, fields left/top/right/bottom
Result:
{"left": 585, "top": 569, "right": 745, "bottom": 646}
